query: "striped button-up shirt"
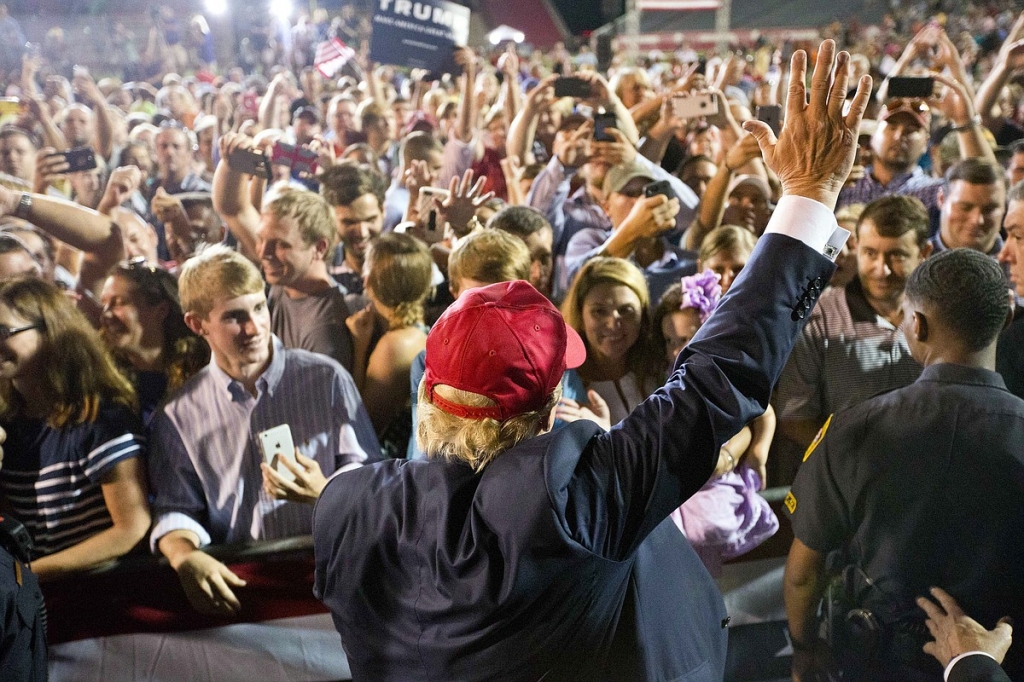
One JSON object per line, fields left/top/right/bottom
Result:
{"left": 148, "top": 336, "right": 381, "bottom": 551}
{"left": 837, "top": 165, "right": 943, "bottom": 211}
{"left": 775, "top": 278, "right": 923, "bottom": 421}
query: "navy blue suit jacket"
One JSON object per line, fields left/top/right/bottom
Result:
{"left": 313, "top": 233, "right": 836, "bottom": 681}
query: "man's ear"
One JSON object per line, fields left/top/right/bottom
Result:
{"left": 937, "top": 186, "right": 945, "bottom": 207}
{"left": 315, "top": 236, "right": 331, "bottom": 260}
{"left": 184, "top": 311, "right": 206, "bottom": 336}
{"left": 919, "top": 240, "right": 934, "bottom": 260}
{"left": 913, "top": 310, "right": 928, "bottom": 343}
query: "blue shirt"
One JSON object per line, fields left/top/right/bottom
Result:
{"left": 1, "top": 402, "right": 145, "bottom": 558}
{"left": 837, "top": 166, "right": 943, "bottom": 211}
{"left": 148, "top": 336, "right": 381, "bottom": 550}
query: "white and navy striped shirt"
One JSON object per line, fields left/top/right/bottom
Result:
{"left": 148, "top": 336, "right": 381, "bottom": 551}
{"left": 1, "top": 403, "right": 145, "bottom": 558}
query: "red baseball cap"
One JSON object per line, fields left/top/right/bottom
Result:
{"left": 423, "top": 281, "right": 587, "bottom": 421}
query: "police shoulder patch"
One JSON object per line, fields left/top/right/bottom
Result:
{"left": 803, "top": 414, "right": 833, "bottom": 462}
{"left": 784, "top": 491, "right": 797, "bottom": 514}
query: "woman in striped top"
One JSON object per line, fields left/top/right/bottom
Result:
{"left": 0, "top": 278, "right": 151, "bottom": 581}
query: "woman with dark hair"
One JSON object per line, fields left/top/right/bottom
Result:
{"left": 0, "top": 278, "right": 150, "bottom": 581}
{"left": 100, "top": 258, "right": 209, "bottom": 422}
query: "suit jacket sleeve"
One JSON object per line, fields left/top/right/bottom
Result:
{"left": 948, "top": 654, "right": 1011, "bottom": 682}
{"left": 551, "top": 196, "right": 843, "bottom": 560}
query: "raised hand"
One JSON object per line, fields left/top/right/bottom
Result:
{"left": 436, "top": 169, "right": 494, "bottom": 237}
{"left": 742, "top": 39, "right": 871, "bottom": 211}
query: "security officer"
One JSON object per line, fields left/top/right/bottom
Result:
{"left": 0, "top": 425, "right": 47, "bottom": 681}
{"left": 783, "top": 249, "right": 1024, "bottom": 682}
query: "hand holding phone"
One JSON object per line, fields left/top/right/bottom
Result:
{"left": 592, "top": 113, "right": 617, "bottom": 142}
{"left": 643, "top": 179, "right": 674, "bottom": 200}
{"left": 53, "top": 146, "right": 97, "bottom": 173}
{"left": 554, "top": 77, "right": 593, "bottom": 99}
{"left": 257, "top": 424, "right": 298, "bottom": 483}
{"left": 228, "top": 147, "right": 272, "bottom": 180}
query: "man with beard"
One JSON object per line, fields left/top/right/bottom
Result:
{"left": 320, "top": 164, "right": 386, "bottom": 309}
{"left": 838, "top": 93, "right": 993, "bottom": 212}
{"left": 776, "top": 195, "right": 931, "bottom": 450}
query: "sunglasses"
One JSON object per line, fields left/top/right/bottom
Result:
{"left": 0, "top": 323, "right": 42, "bottom": 340}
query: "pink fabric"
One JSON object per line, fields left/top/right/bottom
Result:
{"left": 670, "top": 465, "right": 779, "bottom": 577}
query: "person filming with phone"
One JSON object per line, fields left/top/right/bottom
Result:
{"left": 147, "top": 244, "right": 380, "bottom": 616}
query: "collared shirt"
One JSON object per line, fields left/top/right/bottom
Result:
{"left": 529, "top": 154, "right": 699, "bottom": 300}
{"left": 928, "top": 230, "right": 1004, "bottom": 257}
{"left": 775, "top": 277, "right": 922, "bottom": 421}
{"left": 564, "top": 228, "right": 697, "bottom": 305}
{"left": 148, "top": 336, "right": 381, "bottom": 551}
{"left": 837, "top": 165, "right": 943, "bottom": 211}
{"left": 383, "top": 180, "right": 409, "bottom": 232}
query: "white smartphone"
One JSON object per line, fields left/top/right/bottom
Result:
{"left": 257, "top": 424, "right": 297, "bottom": 483}
{"left": 672, "top": 92, "right": 719, "bottom": 120}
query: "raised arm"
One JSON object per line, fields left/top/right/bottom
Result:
{"left": 73, "top": 71, "right": 113, "bottom": 160}
{"left": 575, "top": 40, "right": 868, "bottom": 558}
{"left": 211, "top": 132, "right": 262, "bottom": 262}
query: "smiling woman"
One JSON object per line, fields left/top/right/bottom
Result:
{"left": 0, "top": 278, "right": 151, "bottom": 582}
{"left": 560, "top": 257, "right": 661, "bottom": 425}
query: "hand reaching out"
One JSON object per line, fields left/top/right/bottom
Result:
{"left": 174, "top": 550, "right": 247, "bottom": 617}
{"left": 555, "top": 389, "right": 611, "bottom": 431}
{"left": 918, "top": 587, "right": 1012, "bottom": 668}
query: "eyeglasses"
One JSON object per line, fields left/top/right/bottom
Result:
{"left": 0, "top": 323, "right": 42, "bottom": 340}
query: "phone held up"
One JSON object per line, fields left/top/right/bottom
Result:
{"left": 257, "top": 424, "right": 298, "bottom": 483}
{"left": 593, "top": 112, "right": 617, "bottom": 142}
{"left": 887, "top": 76, "right": 935, "bottom": 99}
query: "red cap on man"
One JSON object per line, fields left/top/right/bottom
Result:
{"left": 423, "top": 281, "right": 586, "bottom": 421}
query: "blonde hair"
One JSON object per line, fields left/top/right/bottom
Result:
{"left": 561, "top": 257, "right": 660, "bottom": 388}
{"left": 698, "top": 224, "right": 757, "bottom": 264}
{"left": 264, "top": 188, "right": 336, "bottom": 249}
{"left": 447, "top": 228, "right": 531, "bottom": 288}
{"left": 416, "top": 381, "right": 561, "bottom": 471}
{"left": 365, "top": 233, "right": 432, "bottom": 329}
{"left": 0, "top": 278, "right": 136, "bottom": 427}
{"left": 178, "top": 244, "right": 265, "bottom": 319}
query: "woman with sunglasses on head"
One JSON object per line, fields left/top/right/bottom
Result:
{"left": 0, "top": 277, "right": 151, "bottom": 581}
{"left": 100, "top": 258, "right": 209, "bottom": 423}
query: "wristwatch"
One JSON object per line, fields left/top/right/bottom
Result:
{"left": 14, "top": 192, "right": 31, "bottom": 220}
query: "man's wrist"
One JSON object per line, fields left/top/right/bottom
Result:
{"left": 951, "top": 114, "right": 983, "bottom": 132}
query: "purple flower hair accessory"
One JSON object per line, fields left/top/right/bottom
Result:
{"left": 679, "top": 269, "right": 722, "bottom": 324}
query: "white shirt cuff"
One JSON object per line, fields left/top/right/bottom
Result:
{"left": 945, "top": 652, "right": 999, "bottom": 681}
{"left": 150, "top": 512, "right": 213, "bottom": 554}
{"left": 763, "top": 195, "right": 849, "bottom": 261}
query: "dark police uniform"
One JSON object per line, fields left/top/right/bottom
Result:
{"left": 0, "top": 514, "right": 46, "bottom": 681}
{"left": 787, "top": 363, "right": 1024, "bottom": 681}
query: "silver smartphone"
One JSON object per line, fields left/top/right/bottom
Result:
{"left": 257, "top": 424, "right": 297, "bottom": 483}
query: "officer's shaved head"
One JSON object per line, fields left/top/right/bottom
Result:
{"left": 904, "top": 248, "right": 1011, "bottom": 352}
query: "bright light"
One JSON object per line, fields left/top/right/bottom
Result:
{"left": 205, "top": 0, "right": 228, "bottom": 15}
{"left": 269, "top": 0, "right": 292, "bottom": 20}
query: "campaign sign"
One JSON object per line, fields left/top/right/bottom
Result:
{"left": 370, "top": 0, "right": 471, "bottom": 76}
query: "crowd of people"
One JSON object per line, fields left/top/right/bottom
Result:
{"left": 0, "top": 1, "right": 1021, "bottom": 680}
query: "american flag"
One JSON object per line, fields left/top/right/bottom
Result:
{"left": 637, "top": 0, "right": 720, "bottom": 9}
{"left": 314, "top": 37, "right": 356, "bottom": 78}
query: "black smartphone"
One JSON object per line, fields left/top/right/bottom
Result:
{"left": 593, "top": 113, "right": 617, "bottom": 142}
{"left": 56, "top": 146, "right": 97, "bottom": 173}
{"left": 887, "top": 76, "right": 935, "bottom": 99}
{"left": 643, "top": 179, "right": 674, "bottom": 199}
{"left": 756, "top": 104, "right": 782, "bottom": 136}
{"left": 228, "top": 148, "right": 272, "bottom": 180}
{"left": 554, "top": 77, "right": 592, "bottom": 99}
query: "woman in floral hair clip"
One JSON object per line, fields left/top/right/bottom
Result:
{"left": 653, "top": 269, "right": 779, "bottom": 577}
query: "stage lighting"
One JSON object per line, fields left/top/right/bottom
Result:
{"left": 270, "top": 0, "right": 292, "bottom": 19}
{"left": 205, "top": 0, "right": 228, "bottom": 15}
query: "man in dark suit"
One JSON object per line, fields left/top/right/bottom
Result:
{"left": 997, "top": 180, "right": 1024, "bottom": 399}
{"left": 312, "top": 40, "right": 868, "bottom": 681}
{"left": 918, "top": 588, "right": 1012, "bottom": 682}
